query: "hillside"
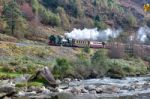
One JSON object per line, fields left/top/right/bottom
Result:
{"left": 0, "top": 0, "right": 150, "bottom": 43}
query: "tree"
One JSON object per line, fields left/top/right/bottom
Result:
{"left": 3, "top": 0, "right": 26, "bottom": 36}
{"left": 127, "top": 14, "right": 137, "bottom": 27}
{"left": 57, "top": 7, "right": 70, "bottom": 30}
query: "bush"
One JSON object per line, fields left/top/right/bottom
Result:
{"left": 107, "top": 63, "right": 125, "bottom": 78}
{"left": 91, "top": 49, "right": 109, "bottom": 75}
{"left": 83, "top": 47, "right": 91, "bottom": 54}
{"left": 53, "top": 58, "right": 71, "bottom": 79}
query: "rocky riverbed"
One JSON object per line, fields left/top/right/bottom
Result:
{"left": 1, "top": 76, "right": 150, "bottom": 99}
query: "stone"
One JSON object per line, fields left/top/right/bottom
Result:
{"left": 13, "top": 75, "right": 29, "bottom": 84}
{"left": 28, "top": 67, "right": 58, "bottom": 88}
{"left": 101, "top": 85, "right": 120, "bottom": 94}
{"left": 0, "top": 86, "right": 15, "bottom": 94}
{"left": 85, "top": 85, "right": 96, "bottom": 91}
{"left": 56, "top": 88, "right": 64, "bottom": 92}
{"left": 56, "top": 79, "right": 61, "bottom": 85}
{"left": 70, "top": 87, "right": 81, "bottom": 94}
{"left": 96, "top": 87, "right": 103, "bottom": 94}
{"left": 41, "top": 87, "right": 51, "bottom": 94}
{"left": 89, "top": 90, "right": 97, "bottom": 94}
{"left": 81, "top": 88, "right": 89, "bottom": 93}
{"left": 63, "top": 78, "right": 71, "bottom": 83}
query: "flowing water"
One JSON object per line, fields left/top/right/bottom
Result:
{"left": 65, "top": 77, "right": 150, "bottom": 98}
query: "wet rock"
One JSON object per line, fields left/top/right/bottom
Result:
{"left": 109, "top": 75, "right": 124, "bottom": 79}
{"left": 85, "top": 85, "right": 96, "bottom": 91}
{"left": 28, "top": 67, "right": 58, "bottom": 88}
{"left": 0, "top": 86, "right": 15, "bottom": 94}
{"left": 25, "top": 91, "right": 37, "bottom": 96}
{"left": 56, "top": 88, "right": 64, "bottom": 92}
{"left": 89, "top": 90, "right": 97, "bottom": 94}
{"left": 28, "top": 86, "right": 41, "bottom": 93}
{"left": 0, "top": 93, "right": 7, "bottom": 97}
{"left": 3, "top": 97, "right": 11, "bottom": 99}
{"left": 56, "top": 79, "right": 61, "bottom": 85}
{"left": 101, "top": 85, "right": 120, "bottom": 94}
{"left": 88, "top": 70, "right": 98, "bottom": 79}
{"left": 70, "top": 87, "right": 81, "bottom": 94}
{"left": 29, "top": 94, "right": 52, "bottom": 99}
{"left": 41, "top": 86, "right": 51, "bottom": 94}
{"left": 17, "top": 91, "right": 37, "bottom": 97}
{"left": 48, "top": 87, "right": 58, "bottom": 92}
{"left": 63, "top": 78, "right": 71, "bottom": 83}
{"left": 81, "top": 88, "right": 89, "bottom": 93}
{"left": 96, "top": 87, "right": 103, "bottom": 94}
{"left": 0, "top": 86, "right": 16, "bottom": 98}
{"left": 17, "top": 91, "right": 25, "bottom": 96}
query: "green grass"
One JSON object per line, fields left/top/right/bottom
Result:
{"left": 16, "top": 82, "right": 43, "bottom": 88}
{"left": 107, "top": 58, "right": 148, "bottom": 76}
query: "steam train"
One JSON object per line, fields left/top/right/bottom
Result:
{"left": 48, "top": 35, "right": 106, "bottom": 48}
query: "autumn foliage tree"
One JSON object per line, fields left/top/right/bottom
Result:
{"left": 20, "top": 3, "right": 34, "bottom": 20}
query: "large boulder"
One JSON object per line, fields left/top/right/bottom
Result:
{"left": 0, "top": 85, "right": 16, "bottom": 98}
{"left": 28, "top": 67, "right": 58, "bottom": 88}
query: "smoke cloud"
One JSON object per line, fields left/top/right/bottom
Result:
{"left": 137, "top": 26, "right": 150, "bottom": 42}
{"left": 65, "top": 28, "right": 122, "bottom": 41}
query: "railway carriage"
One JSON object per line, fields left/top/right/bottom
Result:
{"left": 73, "top": 40, "right": 90, "bottom": 47}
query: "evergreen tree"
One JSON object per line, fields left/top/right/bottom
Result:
{"left": 3, "top": 0, "right": 26, "bottom": 36}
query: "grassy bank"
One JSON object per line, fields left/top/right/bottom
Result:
{"left": 0, "top": 42, "right": 149, "bottom": 81}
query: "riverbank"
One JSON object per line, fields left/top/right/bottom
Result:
{"left": 1, "top": 76, "right": 150, "bottom": 99}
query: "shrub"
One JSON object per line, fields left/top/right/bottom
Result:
{"left": 91, "top": 49, "right": 109, "bottom": 75}
{"left": 83, "top": 47, "right": 91, "bottom": 54}
{"left": 107, "top": 63, "right": 125, "bottom": 77}
{"left": 53, "top": 58, "right": 71, "bottom": 79}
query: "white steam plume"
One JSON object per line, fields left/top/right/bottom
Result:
{"left": 65, "top": 28, "right": 122, "bottom": 41}
{"left": 137, "top": 26, "right": 150, "bottom": 42}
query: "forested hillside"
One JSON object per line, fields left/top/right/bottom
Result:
{"left": 0, "top": 0, "right": 150, "bottom": 41}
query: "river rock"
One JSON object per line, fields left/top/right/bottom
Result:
{"left": 63, "top": 78, "right": 72, "bottom": 83}
{"left": 89, "top": 90, "right": 97, "bottom": 94}
{"left": 40, "top": 87, "right": 51, "bottom": 94}
{"left": 56, "top": 79, "right": 61, "bottom": 85}
{"left": 70, "top": 87, "right": 81, "bottom": 94}
{"left": 85, "top": 85, "right": 96, "bottom": 91}
{"left": 96, "top": 87, "right": 103, "bottom": 94}
{"left": 28, "top": 86, "right": 41, "bottom": 93}
{"left": 81, "top": 88, "right": 89, "bottom": 93}
{"left": 88, "top": 70, "right": 98, "bottom": 79}
{"left": 101, "top": 85, "right": 120, "bottom": 94}
{"left": 0, "top": 86, "right": 15, "bottom": 94}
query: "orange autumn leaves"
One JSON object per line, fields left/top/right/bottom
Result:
{"left": 144, "top": 4, "right": 150, "bottom": 12}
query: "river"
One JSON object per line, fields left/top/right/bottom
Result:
{"left": 55, "top": 77, "right": 150, "bottom": 99}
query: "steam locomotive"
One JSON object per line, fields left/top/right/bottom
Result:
{"left": 48, "top": 35, "right": 106, "bottom": 48}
